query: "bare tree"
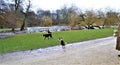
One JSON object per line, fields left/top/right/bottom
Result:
{"left": 69, "top": 12, "right": 79, "bottom": 29}
{"left": 7, "top": 0, "right": 22, "bottom": 31}
{"left": 94, "top": 9, "right": 106, "bottom": 27}
{"left": 14, "top": 0, "right": 22, "bottom": 12}
{"left": 0, "top": 0, "right": 6, "bottom": 28}
{"left": 0, "top": 0, "right": 19, "bottom": 29}
{"left": 20, "top": 0, "right": 31, "bottom": 31}
{"left": 27, "top": 11, "right": 37, "bottom": 27}
{"left": 59, "top": 5, "right": 78, "bottom": 25}
{"left": 40, "top": 16, "right": 53, "bottom": 26}
{"left": 77, "top": 9, "right": 85, "bottom": 21}
{"left": 103, "top": 8, "right": 118, "bottom": 28}
{"left": 84, "top": 10, "right": 97, "bottom": 29}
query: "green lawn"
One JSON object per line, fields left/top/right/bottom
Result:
{"left": 0, "top": 28, "right": 114, "bottom": 54}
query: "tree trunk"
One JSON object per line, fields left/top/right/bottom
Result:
{"left": 12, "top": 28, "right": 15, "bottom": 31}
{"left": 20, "top": 17, "right": 26, "bottom": 31}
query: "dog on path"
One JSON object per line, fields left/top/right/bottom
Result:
{"left": 58, "top": 37, "right": 66, "bottom": 52}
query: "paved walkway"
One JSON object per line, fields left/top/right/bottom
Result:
{"left": 0, "top": 37, "right": 120, "bottom": 65}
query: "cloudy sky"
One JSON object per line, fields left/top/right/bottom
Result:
{"left": 31, "top": 0, "right": 120, "bottom": 11}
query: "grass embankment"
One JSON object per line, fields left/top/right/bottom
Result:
{"left": 0, "top": 28, "right": 114, "bottom": 54}
{"left": 0, "top": 28, "right": 11, "bottom": 31}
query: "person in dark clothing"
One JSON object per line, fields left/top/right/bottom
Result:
{"left": 116, "top": 24, "right": 120, "bottom": 57}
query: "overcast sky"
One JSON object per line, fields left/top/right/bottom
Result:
{"left": 31, "top": 0, "right": 120, "bottom": 11}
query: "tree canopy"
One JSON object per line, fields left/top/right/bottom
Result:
{"left": 0, "top": 0, "right": 119, "bottom": 30}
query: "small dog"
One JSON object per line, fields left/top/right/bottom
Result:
{"left": 58, "top": 38, "right": 65, "bottom": 49}
{"left": 43, "top": 33, "right": 53, "bottom": 39}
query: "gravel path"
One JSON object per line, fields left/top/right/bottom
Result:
{"left": 0, "top": 36, "right": 120, "bottom": 65}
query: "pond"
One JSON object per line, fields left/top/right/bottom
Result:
{"left": 0, "top": 33, "right": 14, "bottom": 39}
{"left": 27, "top": 26, "right": 70, "bottom": 33}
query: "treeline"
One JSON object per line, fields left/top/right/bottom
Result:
{"left": 0, "top": 0, "right": 119, "bottom": 31}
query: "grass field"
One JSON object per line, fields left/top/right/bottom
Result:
{"left": 0, "top": 28, "right": 114, "bottom": 54}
